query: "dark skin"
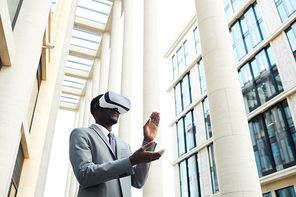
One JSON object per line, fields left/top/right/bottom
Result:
{"left": 93, "top": 107, "right": 165, "bottom": 166}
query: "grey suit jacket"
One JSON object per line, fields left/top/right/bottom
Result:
{"left": 69, "top": 124, "right": 156, "bottom": 197}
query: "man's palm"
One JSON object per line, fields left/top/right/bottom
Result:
{"left": 144, "top": 112, "right": 160, "bottom": 142}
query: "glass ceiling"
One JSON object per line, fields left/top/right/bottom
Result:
{"left": 77, "top": 0, "right": 112, "bottom": 24}
{"left": 51, "top": 0, "right": 112, "bottom": 109}
{"left": 70, "top": 28, "right": 101, "bottom": 50}
{"left": 66, "top": 54, "right": 94, "bottom": 72}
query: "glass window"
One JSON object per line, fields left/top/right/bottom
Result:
{"left": 203, "top": 97, "right": 212, "bottom": 139}
{"left": 185, "top": 111, "right": 196, "bottom": 152}
{"left": 198, "top": 59, "right": 207, "bottom": 94}
{"left": 76, "top": 0, "right": 112, "bottom": 24}
{"left": 179, "top": 155, "right": 202, "bottom": 197}
{"left": 182, "top": 74, "right": 192, "bottom": 110}
{"left": 9, "top": 0, "right": 24, "bottom": 30}
{"left": 193, "top": 27, "right": 201, "bottom": 54}
{"left": 177, "top": 118, "right": 186, "bottom": 157}
{"left": 70, "top": 28, "right": 101, "bottom": 51}
{"left": 172, "top": 55, "right": 177, "bottom": 79}
{"left": 174, "top": 73, "right": 192, "bottom": 115}
{"left": 286, "top": 22, "right": 296, "bottom": 61}
{"left": 177, "top": 46, "right": 185, "bottom": 74}
{"left": 249, "top": 117, "right": 274, "bottom": 177}
{"left": 183, "top": 41, "right": 189, "bottom": 67}
{"left": 275, "top": 186, "right": 296, "bottom": 197}
{"left": 232, "top": 0, "right": 245, "bottom": 13}
{"left": 274, "top": 0, "right": 296, "bottom": 22}
{"left": 66, "top": 55, "right": 93, "bottom": 72}
{"left": 208, "top": 143, "right": 219, "bottom": 194}
{"left": 177, "top": 110, "right": 197, "bottom": 156}
{"left": 175, "top": 82, "right": 183, "bottom": 115}
{"left": 179, "top": 160, "right": 189, "bottom": 197}
{"left": 249, "top": 100, "right": 296, "bottom": 177}
{"left": 262, "top": 192, "right": 272, "bottom": 197}
{"left": 223, "top": 0, "right": 233, "bottom": 20}
{"left": 188, "top": 154, "right": 202, "bottom": 197}
{"left": 230, "top": 2, "right": 266, "bottom": 62}
{"left": 238, "top": 46, "right": 283, "bottom": 114}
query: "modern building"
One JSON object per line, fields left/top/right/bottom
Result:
{"left": 164, "top": 0, "right": 296, "bottom": 197}
{"left": 1, "top": 0, "right": 296, "bottom": 197}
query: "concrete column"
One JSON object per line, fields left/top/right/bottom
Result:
{"left": 143, "top": 0, "right": 163, "bottom": 196}
{"left": 67, "top": 110, "right": 79, "bottom": 197}
{"left": 17, "top": 0, "right": 78, "bottom": 195}
{"left": 64, "top": 163, "right": 72, "bottom": 197}
{"left": 118, "top": 0, "right": 133, "bottom": 143}
{"left": 194, "top": 0, "right": 262, "bottom": 196}
{"left": 89, "top": 58, "right": 101, "bottom": 125}
{"left": 108, "top": 0, "right": 122, "bottom": 92}
{"left": 0, "top": 0, "right": 52, "bottom": 195}
{"left": 99, "top": 32, "right": 110, "bottom": 94}
{"left": 33, "top": 0, "right": 78, "bottom": 196}
{"left": 83, "top": 79, "right": 92, "bottom": 127}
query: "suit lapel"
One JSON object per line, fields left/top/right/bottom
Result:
{"left": 89, "top": 124, "right": 117, "bottom": 159}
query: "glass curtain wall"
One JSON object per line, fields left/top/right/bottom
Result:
{"left": 286, "top": 21, "right": 296, "bottom": 61}
{"left": 274, "top": 0, "right": 296, "bottom": 22}
{"left": 249, "top": 100, "right": 296, "bottom": 177}
{"left": 238, "top": 46, "right": 283, "bottom": 114}
{"left": 230, "top": 2, "right": 267, "bottom": 63}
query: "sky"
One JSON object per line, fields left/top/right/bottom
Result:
{"left": 44, "top": 0, "right": 196, "bottom": 196}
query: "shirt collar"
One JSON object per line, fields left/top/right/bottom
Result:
{"left": 94, "top": 123, "right": 113, "bottom": 139}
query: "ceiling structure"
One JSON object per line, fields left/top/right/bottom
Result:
{"left": 51, "top": 0, "right": 113, "bottom": 111}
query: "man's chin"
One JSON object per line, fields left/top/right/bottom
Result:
{"left": 109, "top": 118, "right": 118, "bottom": 125}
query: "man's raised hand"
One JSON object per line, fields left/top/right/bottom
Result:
{"left": 143, "top": 112, "right": 160, "bottom": 142}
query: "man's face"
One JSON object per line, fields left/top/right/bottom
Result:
{"left": 95, "top": 107, "right": 120, "bottom": 125}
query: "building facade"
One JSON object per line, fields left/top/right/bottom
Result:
{"left": 164, "top": 0, "right": 296, "bottom": 197}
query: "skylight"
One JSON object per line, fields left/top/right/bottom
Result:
{"left": 66, "top": 54, "right": 93, "bottom": 72}
{"left": 76, "top": 0, "right": 112, "bottom": 24}
{"left": 60, "top": 93, "right": 80, "bottom": 104}
{"left": 63, "top": 76, "right": 86, "bottom": 89}
{"left": 70, "top": 28, "right": 101, "bottom": 51}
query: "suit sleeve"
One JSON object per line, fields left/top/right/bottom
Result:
{"left": 69, "top": 128, "right": 135, "bottom": 188}
{"left": 130, "top": 141, "right": 157, "bottom": 189}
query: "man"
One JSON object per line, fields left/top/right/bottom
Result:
{"left": 69, "top": 91, "right": 165, "bottom": 197}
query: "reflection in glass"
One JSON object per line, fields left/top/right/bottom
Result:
{"left": 177, "top": 46, "right": 185, "bottom": 74}
{"left": 203, "top": 97, "right": 212, "bottom": 139}
{"left": 185, "top": 111, "right": 196, "bottom": 152}
{"left": 179, "top": 160, "right": 189, "bottom": 197}
{"left": 193, "top": 27, "right": 201, "bottom": 54}
{"left": 177, "top": 119, "right": 185, "bottom": 157}
{"left": 175, "top": 82, "right": 182, "bottom": 115}
{"left": 275, "top": 186, "right": 296, "bottom": 197}
{"left": 198, "top": 59, "right": 207, "bottom": 94}
{"left": 239, "top": 46, "right": 283, "bottom": 114}
{"left": 208, "top": 144, "right": 219, "bottom": 194}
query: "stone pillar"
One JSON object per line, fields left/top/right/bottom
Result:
{"left": 34, "top": 0, "right": 78, "bottom": 196}
{"left": 99, "top": 32, "right": 110, "bottom": 94}
{"left": 83, "top": 79, "right": 92, "bottom": 127}
{"left": 108, "top": 0, "right": 122, "bottom": 92}
{"left": 143, "top": 0, "right": 163, "bottom": 196}
{"left": 0, "top": 0, "right": 52, "bottom": 195}
{"left": 194, "top": 0, "right": 262, "bottom": 196}
{"left": 89, "top": 58, "right": 101, "bottom": 125}
{"left": 118, "top": 0, "right": 133, "bottom": 143}
{"left": 67, "top": 110, "right": 79, "bottom": 197}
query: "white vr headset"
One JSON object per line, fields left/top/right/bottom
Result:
{"left": 97, "top": 91, "right": 131, "bottom": 114}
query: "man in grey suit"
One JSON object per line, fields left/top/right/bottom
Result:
{"left": 69, "top": 91, "right": 165, "bottom": 197}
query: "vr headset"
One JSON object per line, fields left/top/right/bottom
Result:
{"left": 97, "top": 91, "right": 131, "bottom": 114}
